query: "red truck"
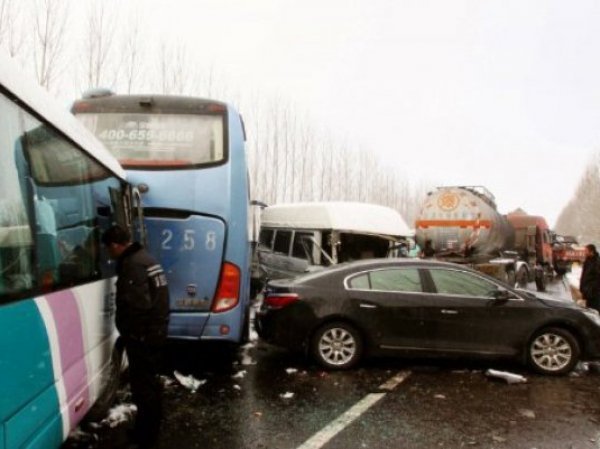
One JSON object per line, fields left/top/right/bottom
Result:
{"left": 551, "top": 234, "right": 586, "bottom": 275}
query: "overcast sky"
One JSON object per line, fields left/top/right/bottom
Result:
{"left": 85, "top": 0, "right": 600, "bottom": 225}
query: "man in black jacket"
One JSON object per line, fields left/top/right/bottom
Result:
{"left": 102, "top": 225, "right": 169, "bottom": 449}
{"left": 581, "top": 244, "right": 600, "bottom": 312}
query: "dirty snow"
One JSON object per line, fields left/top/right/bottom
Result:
{"left": 173, "top": 371, "right": 207, "bottom": 393}
{"left": 232, "top": 370, "right": 247, "bottom": 379}
{"left": 101, "top": 403, "right": 137, "bottom": 428}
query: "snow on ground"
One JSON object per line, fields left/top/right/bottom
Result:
{"left": 101, "top": 403, "right": 137, "bottom": 428}
{"left": 566, "top": 265, "right": 582, "bottom": 291}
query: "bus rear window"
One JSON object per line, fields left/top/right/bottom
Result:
{"left": 76, "top": 112, "right": 225, "bottom": 169}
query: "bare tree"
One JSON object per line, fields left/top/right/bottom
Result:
{"left": 0, "top": 0, "right": 24, "bottom": 57}
{"left": 155, "top": 41, "right": 196, "bottom": 95}
{"left": 80, "top": 0, "right": 119, "bottom": 91}
{"left": 32, "top": 0, "right": 70, "bottom": 90}
{"left": 117, "top": 1, "right": 145, "bottom": 93}
{"left": 556, "top": 153, "right": 600, "bottom": 243}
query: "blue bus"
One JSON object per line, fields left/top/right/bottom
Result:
{"left": 72, "top": 93, "right": 252, "bottom": 344}
{"left": 0, "top": 54, "right": 134, "bottom": 448}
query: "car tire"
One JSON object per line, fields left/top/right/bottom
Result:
{"left": 527, "top": 327, "right": 580, "bottom": 375}
{"left": 311, "top": 322, "right": 363, "bottom": 370}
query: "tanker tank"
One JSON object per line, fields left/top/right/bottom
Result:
{"left": 415, "top": 186, "right": 515, "bottom": 262}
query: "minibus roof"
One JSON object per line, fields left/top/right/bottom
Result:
{"left": 261, "top": 202, "right": 411, "bottom": 238}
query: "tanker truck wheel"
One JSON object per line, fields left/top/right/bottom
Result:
{"left": 506, "top": 269, "right": 516, "bottom": 287}
{"left": 516, "top": 266, "right": 529, "bottom": 288}
{"left": 535, "top": 268, "right": 546, "bottom": 292}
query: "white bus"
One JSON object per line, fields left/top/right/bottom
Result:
{"left": 0, "top": 53, "right": 134, "bottom": 449}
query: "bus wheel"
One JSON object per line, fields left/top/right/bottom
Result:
{"left": 86, "top": 344, "right": 125, "bottom": 421}
{"left": 241, "top": 307, "right": 251, "bottom": 344}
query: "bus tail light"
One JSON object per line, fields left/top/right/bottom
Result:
{"left": 212, "top": 262, "right": 240, "bottom": 313}
{"left": 264, "top": 293, "right": 299, "bottom": 309}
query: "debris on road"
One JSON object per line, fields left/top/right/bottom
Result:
{"left": 239, "top": 346, "right": 257, "bottom": 366}
{"left": 67, "top": 428, "right": 98, "bottom": 444}
{"left": 232, "top": 370, "right": 247, "bottom": 379}
{"left": 173, "top": 371, "right": 207, "bottom": 393}
{"left": 434, "top": 394, "right": 446, "bottom": 400}
{"left": 233, "top": 384, "right": 242, "bottom": 391}
{"left": 492, "top": 435, "right": 507, "bottom": 443}
{"left": 485, "top": 369, "right": 527, "bottom": 384}
{"left": 280, "top": 392, "right": 295, "bottom": 399}
{"left": 570, "top": 361, "right": 590, "bottom": 377}
{"left": 518, "top": 409, "right": 536, "bottom": 419}
{"left": 161, "top": 375, "right": 176, "bottom": 388}
{"left": 101, "top": 403, "right": 137, "bottom": 428}
{"left": 286, "top": 368, "right": 298, "bottom": 374}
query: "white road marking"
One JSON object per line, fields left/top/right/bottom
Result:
{"left": 296, "top": 371, "right": 411, "bottom": 449}
{"left": 379, "top": 370, "right": 411, "bottom": 391}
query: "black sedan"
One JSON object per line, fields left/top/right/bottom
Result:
{"left": 256, "top": 259, "right": 600, "bottom": 374}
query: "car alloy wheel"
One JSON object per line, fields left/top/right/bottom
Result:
{"left": 528, "top": 327, "right": 579, "bottom": 375}
{"left": 312, "top": 322, "right": 362, "bottom": 370}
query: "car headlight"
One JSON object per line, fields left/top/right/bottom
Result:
{"left": 583, "top": 308, "right": 600, "bottom": 326}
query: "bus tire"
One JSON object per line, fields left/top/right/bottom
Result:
{"left": 86, "top": 344, "right": 125, "bottom": 422}
{"left": 241, "top": 306, "right": 251, "bottom": 344}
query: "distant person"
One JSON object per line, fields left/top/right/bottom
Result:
{"left": 398, "top": 242, "right": 409, "bottom": 258}
{"left": 580, "top": 244, "right": 600, "bottom": 313}
{"left": 421, "top": 239, "right": 435, "bottom": 258}
{"left": 102, "top": 225, "right": 169, "bottom": 449}
{"left": 408, "top": 240, "right": 421, "bottom": 258}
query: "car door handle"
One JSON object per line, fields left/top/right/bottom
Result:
{"left": 360, "top": 303, "right": 378, "bottom": 309}
{"left": 441, "top": 309, "right": 458, "bottom": 315}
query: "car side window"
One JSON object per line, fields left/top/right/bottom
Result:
{"left": 429, "top": 269, "right": 498, "bottom": 298}
{"left": 292, "top": 232, "right": 314, "bottom": 260}
{"left": 348, "top": 269, "right": 422, "bottom": 292}
{"left": 370, "top": 269, "right": 422, "bottom": 293}
{"left": 273, "top": 230, "right": 292, "bottom": 255}
{"left": 259, "top": 229, "right": 274, "bottom": 249}
{"left": 348, "top": 273, "right": 370, "bottom": 289}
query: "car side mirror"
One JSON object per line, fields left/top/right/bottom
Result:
{"left": 492, "top": 289, "right": 513, "bottom": 302}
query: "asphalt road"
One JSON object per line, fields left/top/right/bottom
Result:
{"left": 63, "top": 277, "right": 600, "bottom": 449}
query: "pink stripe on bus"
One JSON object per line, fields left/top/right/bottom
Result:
{"left": 45, "top": 290, "right": 90, "bottom": 427}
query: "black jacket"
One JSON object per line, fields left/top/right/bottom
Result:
{"left": 581, "top": 254, "right": 600, "bottom": 305}
{"left": 115, "top": 242, "right": 169, "bottom": 341}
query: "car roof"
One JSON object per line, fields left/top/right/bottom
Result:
{"left": 293, "top": 258, "right": 480, "bottom": 282}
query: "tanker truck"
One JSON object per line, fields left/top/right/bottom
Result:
{"left": 415, "top": 186, "right": 554, "bottom": 291}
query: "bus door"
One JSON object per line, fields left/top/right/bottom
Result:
{"left": 144, "top": 213, "right": 225, "bottom": 339}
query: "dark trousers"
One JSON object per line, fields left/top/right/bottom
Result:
{"left": 125, "top": 337, "right": 164, "bottom": 447}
